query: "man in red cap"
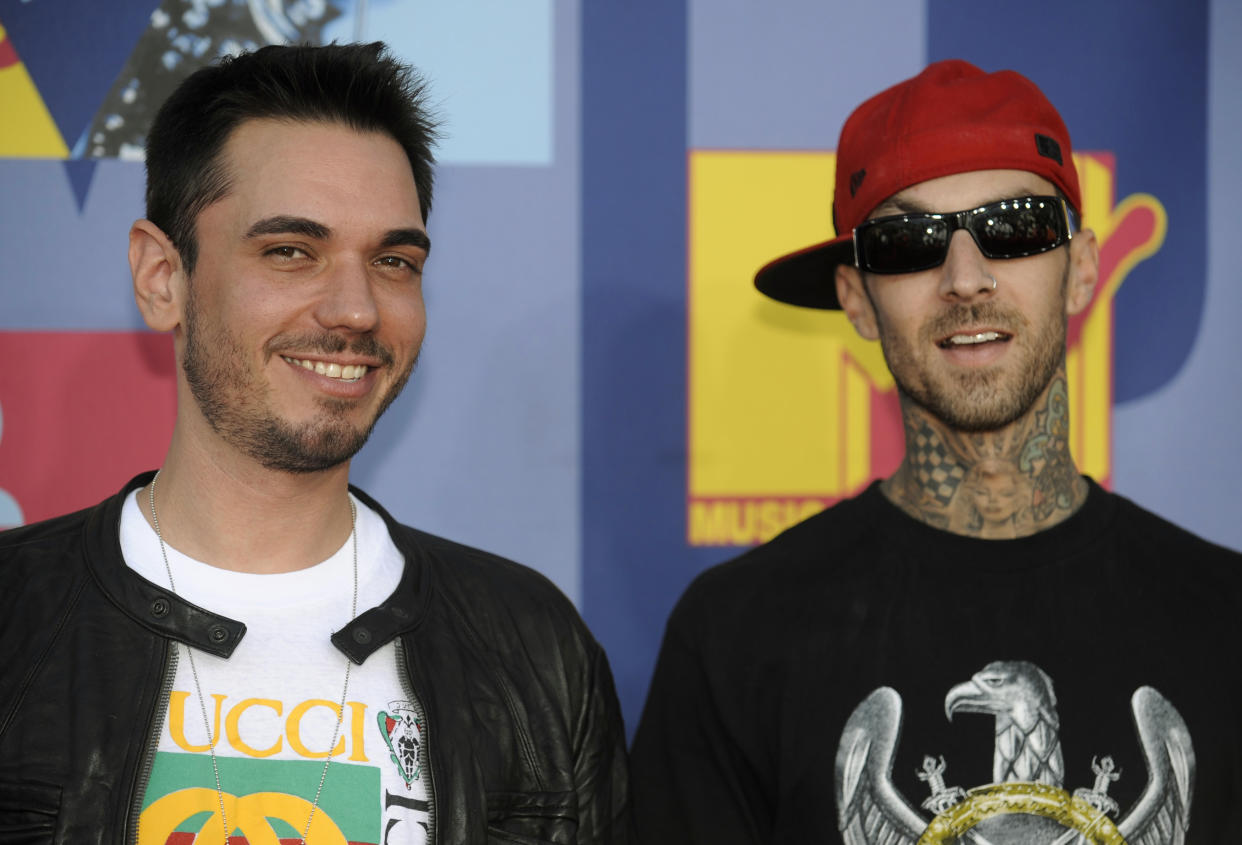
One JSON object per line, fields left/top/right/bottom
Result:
{"left": 631, "top": 60, "right": 1242, "bottom": 843}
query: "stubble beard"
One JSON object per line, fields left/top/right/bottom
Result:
{"left": 181, "top": 286, "right": 415, "bottom": 474}
{"left": 874, "top": 271, "right": 1069, "bottom": 433}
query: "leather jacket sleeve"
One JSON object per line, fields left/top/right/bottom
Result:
{"left": 571, "top": 630, "right": 634, "bottom": 844}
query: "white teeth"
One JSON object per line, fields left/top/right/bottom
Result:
{"left": 948, "top": 331, "right": 1003, "bottom": 345}
{"left": 282, "top": 356, "right": 368, "bottom": 381}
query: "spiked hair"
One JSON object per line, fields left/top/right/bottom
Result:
{"left": 144, "top": 42, "right": 438, "bottom": 274}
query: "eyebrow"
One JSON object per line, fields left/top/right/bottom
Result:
{"left": 873, "top": 197, "right": 935, "bottom": 216}
{"left": 381, "top": 228, "right": 432, "bottom": 255}
{"left": 245, "top": 216, "right": 331, "bottom": 240}
{"left": 874, "top": 188, "right": 1049, "bottom": 217}
{"left": 244, "top": 215, "right": 431, "bottom": 254}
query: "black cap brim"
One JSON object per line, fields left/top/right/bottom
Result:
{"left": 753, "top": 234, "right": 855, "bottom": 310}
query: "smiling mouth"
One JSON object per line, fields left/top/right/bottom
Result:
{"left": 282, "top": 356, "right": 370, "bottom": 382}
{"left": 938, "top": 331, "right": 1013, "bottom": 349}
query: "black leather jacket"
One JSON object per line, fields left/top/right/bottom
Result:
{"left": 0, "top": 473, "right": 632, "bottom": 844}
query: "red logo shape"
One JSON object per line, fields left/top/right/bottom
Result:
{"left": 0, "top": 332, "right": 176, "bottom": 528}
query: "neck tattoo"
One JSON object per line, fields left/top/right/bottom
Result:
{"left": 885, "top": 377, "right": 1086, "bottom": 538}
{"left": 148, "top": 470, "right": 358, "bottom": 842}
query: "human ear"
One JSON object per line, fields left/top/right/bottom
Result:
{"left": 130, "top": 219, "right": 186, "bottom": 332}
{"left": 835, "top": 263, "right": 879, "bottom": 340}
{"left": 1064, "top": 228, "right": 1099, "bottom": 316}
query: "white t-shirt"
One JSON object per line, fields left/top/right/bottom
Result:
{"left": 120, "top": 491, "right": 432, "bottom": 844}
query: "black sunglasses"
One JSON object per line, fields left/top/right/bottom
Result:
{"left": 853, "top": 195, "right": 1075, "bottom": 275}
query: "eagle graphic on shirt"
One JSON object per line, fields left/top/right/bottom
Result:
{"left": 835, "top": 660, "right": 1194, "bottom": 845}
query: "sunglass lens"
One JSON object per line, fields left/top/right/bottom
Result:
{"left": 974, "top": 202, "right": 1063, "bottom": 259}
{"left": 858, "top": 218, "right": 947, "bottom": 274}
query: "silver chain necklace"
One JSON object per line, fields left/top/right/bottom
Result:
{"left": 148, "top": 470, "right": 358, "bottom": 842}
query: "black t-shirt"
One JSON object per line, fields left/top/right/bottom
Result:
{"left": 631, "top": 479, "right": 1242, "bottom": 844}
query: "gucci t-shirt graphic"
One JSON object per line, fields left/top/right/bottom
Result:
{"left": 121, "top": 492, "right": 431, "bottom": 845}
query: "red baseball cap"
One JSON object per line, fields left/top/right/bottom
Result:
{"left": 754, "top": 59, "right": 1082, "bottom": 309}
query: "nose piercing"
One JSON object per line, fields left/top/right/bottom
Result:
{"left": 988, "top": 273, "right": 998, "bottom": 291}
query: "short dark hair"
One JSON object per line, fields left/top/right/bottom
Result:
{"left": 145, "top": 42, "right": 438, "bottom": 274}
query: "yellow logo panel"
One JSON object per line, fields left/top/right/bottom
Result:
{"left": 687, "top": 150, "right": 1166, "bottom": 546}
{"left": 0, "top": 20, "right": 69, "bottom": 158}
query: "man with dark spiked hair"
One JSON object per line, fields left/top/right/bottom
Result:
{"left": 631, "top": 59, "right": 1242, "bottom": 844}
{"left": 0, "top": 43, "right": 631, "bottom": 843}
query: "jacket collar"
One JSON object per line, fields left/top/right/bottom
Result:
{"left": 86, "top": 472, "right": 429, "bottom": 664}
{"left": 333, "top": 485, "right": 431, "bottom": 664}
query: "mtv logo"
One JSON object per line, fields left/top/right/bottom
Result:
{"left": 685, "top": 151, "right": 1166, "bottom": 546}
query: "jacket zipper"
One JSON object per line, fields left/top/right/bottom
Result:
{"left": 396, "top": 637, "right": 437, "bottom": 844}
{"left": 127, "top": 642, "right": 178, "bottom": 844}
